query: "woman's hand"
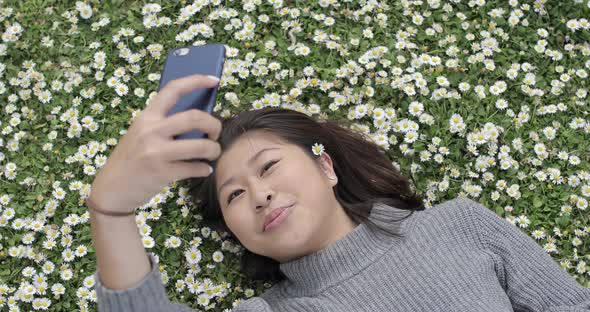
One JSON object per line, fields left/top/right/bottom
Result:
{"left": 88, "top": 74, "right": 222, "bottom": 214}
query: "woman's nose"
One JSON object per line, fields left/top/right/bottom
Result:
{"left": 256, "top": 192, "right": 273, "bottom": 210}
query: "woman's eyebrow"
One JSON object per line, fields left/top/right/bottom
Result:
{"left": 218, "top": 147, "right": 280, "bottom": 194}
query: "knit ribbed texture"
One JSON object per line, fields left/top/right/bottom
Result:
{"left": 93, "top": 197, "right": 590, "bottom": 311}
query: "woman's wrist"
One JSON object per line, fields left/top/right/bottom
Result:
{"left": 86, "top": 196, "right": 136, "bottom": 217}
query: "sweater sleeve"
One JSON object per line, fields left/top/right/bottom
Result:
{"left": 460, "top": 197, "right": 590, "bottom": 311}
{"left": 231, "top": 297, "right": 274, "bottom": 311}
{"left": 93, "top": 253, "right": 194, "bottom": 312}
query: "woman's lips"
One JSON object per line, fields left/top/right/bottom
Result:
{"left": 263, "top": 204, "right": 293, "bottom": 232}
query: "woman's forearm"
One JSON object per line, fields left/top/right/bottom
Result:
{"left": 89, "top": 205, "right": 151, "bottom": 290}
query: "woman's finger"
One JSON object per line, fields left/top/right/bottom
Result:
{"left": 146, "top": 74, "right": 220, "bottom": 118}
{"left": 155, "top": 108, "right": 222, "bottom": 141}
{"left": 159, "top": 138, "right": 221, "bottom": 162}
{"left": 169, "top": 158, "right": 214, "bottom": 182}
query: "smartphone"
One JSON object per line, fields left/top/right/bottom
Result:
{"left": 157, "top": 44, "right": 226, "bottom": 142}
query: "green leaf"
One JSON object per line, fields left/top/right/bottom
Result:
{"left": 533, "top": 197, "right": 543, "bottom": 208}
{"left": 495, "top": 206, "right": 504, "bottom": 216}
{"left": 556, "top": 216, "right": 571, "bottom": 227}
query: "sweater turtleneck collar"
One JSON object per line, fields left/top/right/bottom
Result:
{"left": 277, "top": 201, "right": 422, "bottom": 297}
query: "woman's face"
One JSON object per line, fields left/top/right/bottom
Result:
{"left": 214, "top": 130, "right": 357, "bottom": 263}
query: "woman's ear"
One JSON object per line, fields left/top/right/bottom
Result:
{"left": 318, "top": 152, "right": 338, "bottom": 184}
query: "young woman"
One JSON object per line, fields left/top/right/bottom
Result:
{"left": 88, "top": 74, "right": 590, "bottom": 311}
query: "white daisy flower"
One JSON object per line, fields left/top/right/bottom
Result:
{"left": 312, "top": 143, "right": 325, "bottom": 156}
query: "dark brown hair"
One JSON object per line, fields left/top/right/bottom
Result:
{"left": 186, "top": 107, "right": 425, "bottom": 284}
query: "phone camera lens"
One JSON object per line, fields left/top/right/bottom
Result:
{"left": 174, "top": 48, "right": 190, "bottom": 56}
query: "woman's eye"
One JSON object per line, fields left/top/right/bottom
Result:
{"left": 227, "top": 160, "right": 279, "bottom": 204}
{"left": 227, "top": 190, "right": 242, "bottom": 204}
{"left": 261, "top": 160, "right": 278, "bottom": 175}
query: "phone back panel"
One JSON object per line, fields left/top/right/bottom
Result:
{"left": 157, "top": 44, "right": 226, "bottom": 140}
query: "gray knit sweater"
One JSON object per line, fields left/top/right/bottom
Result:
{"left": 93, "top": 197, "right": 590, "bottom": 311}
